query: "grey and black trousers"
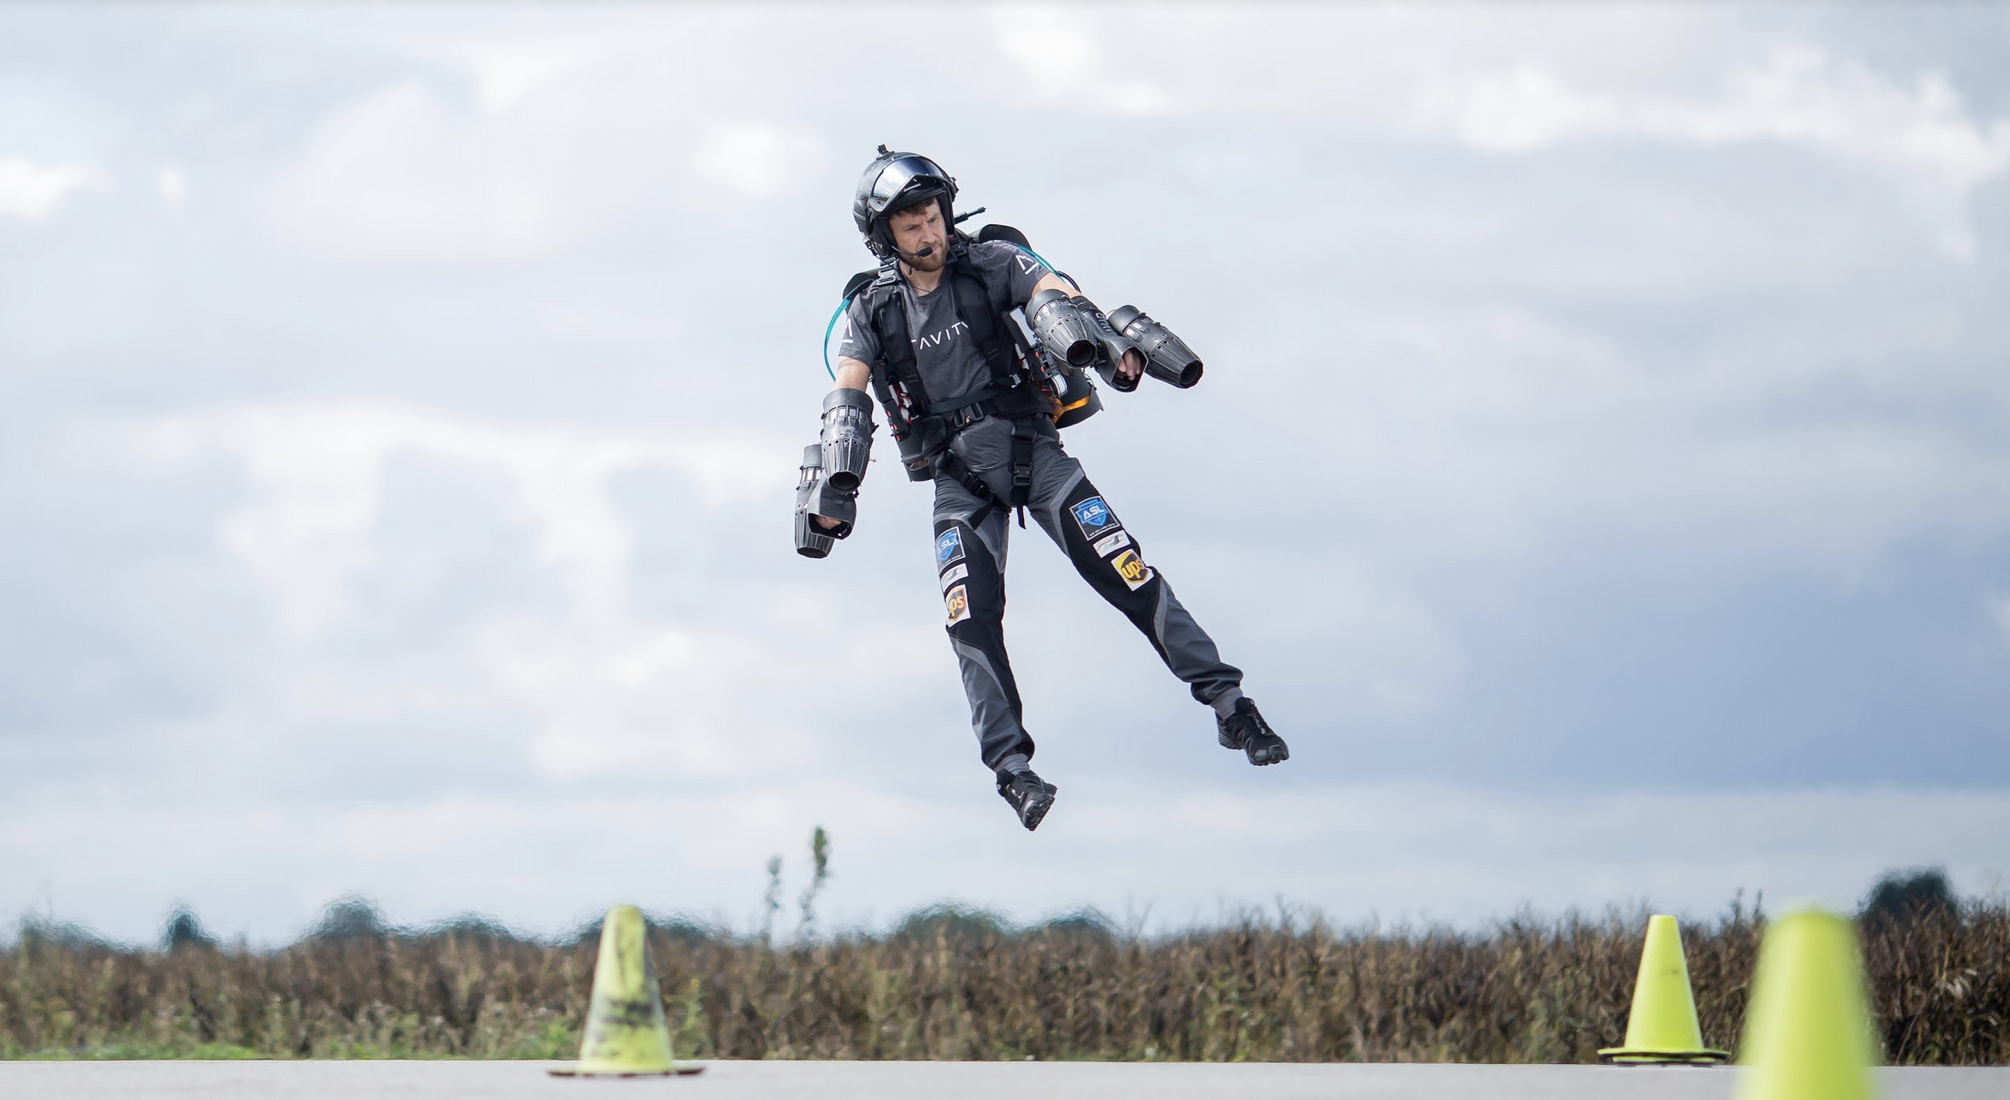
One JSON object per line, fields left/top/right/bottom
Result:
{"left": 928, "top": 415, "right": 1244, "bottom": 773}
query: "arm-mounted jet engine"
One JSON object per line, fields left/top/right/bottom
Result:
{"left": 794, "top": 387, "right": 876, "bottom": 556}
{"left": 794, "top": 444, "right": 837, "bottom": 558}
{"left": 1107, "top": 305, "right": 1203, "bottom": 389}
{"left": 1025, "top": 288, "right": 1144, "bottom": 393}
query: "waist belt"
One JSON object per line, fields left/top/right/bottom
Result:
{"left": 933, "top": 375, "right": 1025, "bottom": 430}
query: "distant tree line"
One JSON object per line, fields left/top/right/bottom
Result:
{"left": 2, "top": 865, "right": 2003, "bottom": 1063}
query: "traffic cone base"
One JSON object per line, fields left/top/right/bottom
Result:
{"left": 1598, "top": 914, "right": 1729, "bottom": 1065}
{"left": 1597, "top": 1048, "right": 1730, "bottom": 1064}
{"left": 547, "top": 904, "right": 705, "bottom": 1079}
{"left": 548, "top": 1066, "right": 706, "bottom": 1078}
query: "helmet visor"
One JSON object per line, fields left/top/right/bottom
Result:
{"left": 868, "top": 155, "right": 951, "bottom": 216}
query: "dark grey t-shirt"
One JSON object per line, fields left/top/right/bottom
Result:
{"left": 835, "top": 240, "right": 1053, "bottom": 408}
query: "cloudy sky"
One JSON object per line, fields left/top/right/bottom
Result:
{"left": 3, "top": 3, "right": 2007, "bottom": 945}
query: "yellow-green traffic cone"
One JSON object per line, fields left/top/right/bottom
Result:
{"left": 1734, "top": 909, "right": 1881, "bottom": 1100}
{"left": 1598, "top": 914, "right": 1729, "bottom": 1064}
{"left": 548, "top": 905, "right": 704, "bottom": 1078}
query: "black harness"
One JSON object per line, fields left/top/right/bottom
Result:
{"left": 857, "top": 244, "right": 1047, "bottom": 527}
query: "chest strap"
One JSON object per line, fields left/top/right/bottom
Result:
{"left": 864, "top": 248, "right": 1037, "bottom": 428}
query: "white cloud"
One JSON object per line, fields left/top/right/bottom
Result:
{"left": 153, "top": 164, "right": 187, "bottom": 207}
{"left": 9, "top": 4, "right": 2010, "bottom": 947}
{"left": 267, "top": 81, "right": 559, "bottom": 262}
{"left": 9, "top": 776, "right": 2009, "bottom": 943}
{"left": 120, "top": 402, "right": 820, "bottom": 784}
{"left": 1228, "top": 287, "right": 2010, "bottom": 589}
{"left": 0, "top": 157, "right": 110, "bottom": 219}
{"left": 134, "top": 403, "right": 712, "bottom": 638}
{"left": 263, "top": 67, "right": 679, "bottom": 264}
{"left": 409, "top": 41, "right": 592, "bottom": 113}
{"left": 992, "top": 10, "right": 1172, "bottom": 116}
{"left": 263, "top": 25, "right": 850, "bottom": 264}
{"left": 691, "top": 124, "right": 825, "bottom": 199}
{"left": 1427, "top": 47, "right": 2010, "bottom": 259}
{"left": 1437, "top": 64, "right": 1620, "bottom": 153}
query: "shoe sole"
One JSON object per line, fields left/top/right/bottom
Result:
{"left": 1248, "top": 741, "right": 1289, "bottom": 765}
{"left": 1221, "top": 730, "right": 1290, "bottom": 766}
{"left": 1021, "top": 786, "right": 1057, "bottom": 831}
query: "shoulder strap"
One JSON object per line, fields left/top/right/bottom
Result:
{"left": 861, "top": 276, "right": 931, "bottom": 426}
{"left": 948, "top": 249, "right": 1032, "bottom": 391}
{"left": 842, "top": 269, "right": 877, "bottom": 301}
{"left": 950, "top": 248, "right": 1045, "bottom": 419}
{"left": 864, "top": 250, "right": 1042, "bottom": 424}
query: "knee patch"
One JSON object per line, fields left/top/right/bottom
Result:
{"left": 934, "top": 518, "right": 1002, "bottom": 630}
{"left": 1060, "top": 481, "right": 1157, "bottom": 596}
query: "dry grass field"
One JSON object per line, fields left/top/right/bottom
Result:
{"left": 4, "top": 883, "right": 2004, "bottom": 1064}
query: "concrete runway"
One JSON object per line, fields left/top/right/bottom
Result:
{"left": 2, "top": 1061, "right": 2006, "bottom": 1099}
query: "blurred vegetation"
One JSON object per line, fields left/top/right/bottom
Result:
{"left": 2, "top": 867, "right": 2005, "bottom": 1063}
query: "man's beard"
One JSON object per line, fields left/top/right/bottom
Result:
{"left": 902, "top": 242, "right": 949, "bottom": 273}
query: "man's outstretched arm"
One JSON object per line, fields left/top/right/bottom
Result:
{"left": 811, "top": 356, "right": 876, "bottom": 531}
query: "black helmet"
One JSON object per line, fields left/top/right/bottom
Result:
{"left": 853, "top": 145, "right": 957, "bottom": 261}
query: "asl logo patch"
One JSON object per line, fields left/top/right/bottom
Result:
{"left": 936, "top": 528, "right": 965, "bottom": 567}
{"left": 939, "top": 562, "right": 968, "bottom": 591}
{"left": 944, "top": 584, "right": 971, "bottom": 626}
{"left": 1070, "top": 496, "right": 1117, "bottom": 540}
{"left": 1111, "top": 549, "right": 1153, "bottom": 591}
{"left": 1092, "top": 529, "right": 1132, "bottom": 558}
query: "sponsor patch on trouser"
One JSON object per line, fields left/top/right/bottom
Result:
{"left": 1092, "top": 529, "right": 1131, "bottom": 558}
{"left": 939, "top": 562, "right": 968, "bottom": 590}
{"left": 1111, "top": 548, "right": 1153, "bottom": 590}
{"left": 1070, "top": 496, "right": 1118, "bottom": 541}
{"left": 936, "top": 527, "right": 965, "bottom": 568}
{"left": 944, "top": 584, "right": 971, "bottom": 625}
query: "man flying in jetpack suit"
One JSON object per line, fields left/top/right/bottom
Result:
{"left": 795, "top": 148, "right": 1288, "bottom": 832}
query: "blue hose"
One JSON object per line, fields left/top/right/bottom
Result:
{"left": 821, "top": 297, "right": 851, "bottom": 380}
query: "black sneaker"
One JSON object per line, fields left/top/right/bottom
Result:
{"left": 997, "top": 769, "right": 1058, "bottom": 831}
{"left": 1218, "top": 697, "right": 1290, "bottom": 765}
